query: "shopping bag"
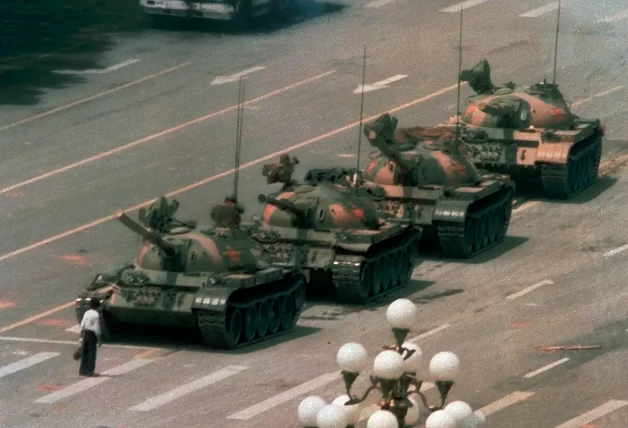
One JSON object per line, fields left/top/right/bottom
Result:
{"left": 73, "top": 338, "right": 83, "bottom": 361}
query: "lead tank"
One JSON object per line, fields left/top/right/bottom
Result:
{"left": 251, "top": 158, "right": 422, "bottom": 304}
{"left": 445, "top": 59, "right": 604, "bottom": 199}
{"left": 359, "top": 113, "right": 515, "bottom": 259}
{"left": 75, "top": 196, "right": 305, "bottom": 349}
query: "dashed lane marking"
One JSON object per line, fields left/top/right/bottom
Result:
{"left": 440, "top": 0, "right": 490, "bottom": 13}
{"left": 479, "top": 391, "right": 535, "bottom": 416}
{"left": 365, "top": 0, "right": 396, "bottom": 7}
{"left": 604, "top": 244, "right": 628, "bottom": 257}
{"left": 506, "top": 280, "right": 553, "bottom": 300}
{"left": 227, "top": 371, "right": 341, "bottom": 420}
{"left": 54, "top": 59, "right": 141, "bottom": 75}
{"left": 520, "top": 2, "right": 558, "bottom": 18}
{"left": 523, "top": 358, "right": 569, "bottom": 379}
{"left": 0, "top": 70, "right": 334, "bottom": 196}
{"left": 571, "top": 85, "right": 627, "bottom": 108}
{"left": 0, "top": 335, "right": 163, "bottom": 350}
{"left": 130, "top": 366, "right": 248, "bottom": 412}
{"left": 0, "top": 352, "right": 59, "bottom": 379}
{"left": 555, "top": 400, "right": 628, "bottom": 428}
{"left": 34, "top": 359, "right": 154, "bottom": 404}
{"left": 0, "top": 62, "right": 191, "bottom": 133}
{"left": 407, "top": 324, "right": 450, "bottom": 343}
{"left": 0, "top": 302, "right": 75, "bottom": 333}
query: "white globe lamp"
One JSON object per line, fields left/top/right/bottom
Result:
{"left": 386, "top": 299, "right": 418, "bottom": 330}
{"left": 425, "top": 409, "right": 457, "bottom": 428}
{"left": 401, "top": 342, "right": 422, "bottom": 373}
{"left": 445, "top": 400, "right": 473, "bottom": 422}
{"left": 337, "top": 342, "right": 368, "bottom": 373}
{"left": 297, "top": 395, "right": 327, "bottom": 427}
{"left": 332, "top": 394, "right": 361, "bottom": 425}
{"left": 404, "top": 395, "right": 420, "bottom": 426}
{"left": 316, "top": 403, "right": 348, "bottom": 428}
{"left": 367, "top": 410, "right": 399, "bottom": 428}
{"left": 373, "top": 350, "right": 405, "bottom": 380}
{"left": 429, "top": 351, "right": 460, "bottom": 381}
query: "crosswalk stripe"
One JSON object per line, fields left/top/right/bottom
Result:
{"left": 440, "top": 0, "right": 490, "bottom": 13}
{"left": 520, "top": 1, "right": 559, "bottom": 18}
{"left": 523, "top": 358, "right": 569, "bottom": 379}
{"left": 479, "top": 391, "right": 535, "bottom": 416}
{"left": 555, "top": 400, "right": 628, "bottom": 428}
{"left": 34, "top": 359, "right": 154, "bottom": 404}
{"left": 227, "top": 371, "right": 341, "bottom": 420}
{"left": 0, "top": 352, "right": 59, "bottom": 379}
{"left": 130, "top": 365, "right": 248, "bottom": 412}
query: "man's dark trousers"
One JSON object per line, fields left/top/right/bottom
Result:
{"left": 79, "top": 330, "right": 97, "bottom": 375}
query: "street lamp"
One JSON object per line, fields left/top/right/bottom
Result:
{"left": 297, "top": 298, "right": 485, "bottom": 427}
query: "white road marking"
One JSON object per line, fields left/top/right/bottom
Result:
{"left": 0, "top": 335, "right": 161, "bottom": 350}
{"left": 512, "top": 200, "right": 539, "bottom": 214}
{"left": 555, "top": 400, "right": 628, "bottom": 428}
{"left": 479, "top": 391, "right": 535, "bottom": 416}
{"left": 440, "top": 0, "right": 490, "bottom": 13}
{"left": 365, "top": 0, "right": 396, "bottom": 8}
{"left": 211, "top": 66, "right": 266, "bottom": 85}
{"left": 407, "top": 324, "right": 450, "bottom": 343}
{"left": 571, "top": 85, "right": 627, "bottom": 108}
{"left": 604, "top": 244, "right": 628, "bottom": 257}
{"left": 34, "top": 359, "right": 154, "bottom": 404}
{"left": 66, "top": 325, "right": 81, "bottom": 334}
{"left": 506, "top": 280, "right": 553, "bottom": 300}
{"left": 54, "top": 59, "right": 141, "bottom": 75}
{"left": 354, "top": 75, "right": 407, "bottom": 94}
{"left": 356, "top": 384, "right": 435, "bottom": 422}
{"left": 227, "top": 371, "right": 341, "bottom": 420}
{"left": 520, "top": 2, "right": 558, "bottom": 18}
{"left": 523, "top": 358, "right": 569, "bottom": 379}
{"left": 130, "top": 365, "right": 248, "bottom": 412}
{"left": 597, "top": 8, "right": 628, "bottom": 23}
{"left": 0, "top": 352, "right": 59, "bottom": 379}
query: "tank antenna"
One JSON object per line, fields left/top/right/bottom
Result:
{"left": 551, "top": 0, "right": 561, "bottom": 84}
{"left": 455, "top": 5, "right": 464, "bottom": 140}
{"left": 356, "top": 44, "right": 367, "bottom": 171}
{"left": 233, "top": 77, "right": 245, "bottom": 202}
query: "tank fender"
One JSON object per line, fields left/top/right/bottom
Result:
{"left": 192, "top": 287, "right": 233, "bottom": 312}
{"left": 433, "top": 200, "right": 472, "bottom": 223}
{"left": 304, "top": 248, "right": 336, "bottom": 269}
{"left": 535, "top": 141, "right": 573, "bottom": 164}
{"left": 334, "top": 242, "right": 373, "bottom": 253}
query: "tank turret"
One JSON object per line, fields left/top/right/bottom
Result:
{"left": 359, "top": 113, "right": 515, "bottom": 259}
{"left": 252, "top": 157, "right": 423, "bottom": 304}
{"left": 445, "top": 59, "right": 603, "bottom": 199}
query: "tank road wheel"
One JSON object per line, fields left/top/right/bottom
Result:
{"left": 380, "top": 255, "right": 395, "bottom": 291}
{"left": 279, "top": 294, "right": 295, "bottom": 331}
{"left": 226, "top": 308, "right": 244, "bottom": 347}
{"left": 267, "top": 298, "right": 281, "bottom": 335}
{"left": 371, "top": 259, "right": 386, "bottom": 297}
{"left": 243, "top": 306, "right": 258, "bottom": 343}
{"left": 397, "top": 249, "right": 411, "bottom": 287}
{"left": 388, "top": 253, "right": 401, "bottom": 289}
{"left": 99, "top": 310, "right": 119, "bottom": 341}
{"left": 487, "top": 208, "right": 500, "bottom": 244}
{"left": 256, "top": 302, "right": 270, "bottom": 338}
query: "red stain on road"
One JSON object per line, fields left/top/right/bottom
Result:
{"left": 0, "top": 300, "right": 16, "bottom": 309}
{"left": 53, "top": 406, "right": 70, "bottom": 412}
{"left": 58, "top": 255, "right": 92, "bottom": 267}
{"left": 37, "top": 385, "right": 62, "bottom": 392}
{"left": 581, "top": 424, "right": 596, "bottom": 428}
{"left": 37, "top": 318, "right": 73, "bottom": 328}
{"left": 511, "top": 322, "right": 527, "bottom": 328}
{"left": 2, "top": 191, "right": 25, "bottom": 198}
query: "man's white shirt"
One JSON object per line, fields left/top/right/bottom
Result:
{"left": 80, "top": 309, "right": 101, "bottom": 336}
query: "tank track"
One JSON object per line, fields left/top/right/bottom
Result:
{"left": 195, "top": 273, "right": 305, "bottom": 349}
{"left": 437, "top": 186, "right": 514, "bottom": 259}
{"left": 331, "top": 232, "right": 421, "bottom": 304}
{"left": 540, "top": 132, "right": 602, "bottom": 199}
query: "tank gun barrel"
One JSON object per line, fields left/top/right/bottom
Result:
{"left": 114, "top": 209, "right": 177, "bottom": 257}
{"left": 363, "top": 123, "right": 412, "bottom": 174}
{"left": 257, "top": 194, "right": 306, "bottom": 218}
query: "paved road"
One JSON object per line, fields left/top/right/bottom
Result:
{"left": 1, "top": 0, "right": 628, "bottom": 426}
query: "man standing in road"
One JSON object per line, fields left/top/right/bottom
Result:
{"left": 79, "top": 298, "right": 102, "bottom": 377}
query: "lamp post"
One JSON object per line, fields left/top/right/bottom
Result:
{"left": 297, "top": 298, "right": 485, "bottom": 428}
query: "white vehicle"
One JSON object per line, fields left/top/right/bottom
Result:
{"left": 139, "top": 0, "right": 298, "bottom": 23}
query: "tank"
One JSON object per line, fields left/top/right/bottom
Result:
{"left": 251, "top": 157, "right": 423, "bottom": 304}
{"left": 359, "top": 113, "right": 515, "bottom": 259}
{"left": 444, "top": 59, "right": 604, "bottom": 199}
{"left": 75, "top": 196, "right": 306, "bottom": 349}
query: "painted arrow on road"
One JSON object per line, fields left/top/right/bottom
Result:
{"left": 211, "top": 66, "right": 266, "bottom": 85}
{"left": 53, "top": 59, "right": 141, "bottom": 75}
{"left": 353, "top": 74, "right": 407, "bottom": 94}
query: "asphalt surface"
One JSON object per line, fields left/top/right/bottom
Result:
{"left": 1, "top": 0, "right": 628, "bottom": 426}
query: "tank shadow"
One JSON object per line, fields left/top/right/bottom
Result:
{"left": 147, "top": 1, "right": 348, "bottom": 35}
{"left": 102, "top": 323, "right": 320, "bottom": 354}
{"left": 510, "top": 175, "right": 617, "bottom": 206}
{"left": 418, "top": 236, "right": 529, "bottom": 265}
